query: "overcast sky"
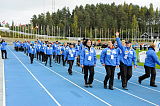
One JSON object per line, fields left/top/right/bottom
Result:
{"left": 0, "top": 0, "right": 159, "bottom": 25}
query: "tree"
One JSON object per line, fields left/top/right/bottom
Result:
{"left": 72, "top": 13, "right": 78, "bottom": 37}
{"left": 31, "top": 15, "right": 38, "bottom": 27}
{"left": 29, "top": 2, "right": 158, "bottom": 38}
{"left": 131, "top": 15, "right": 138, "bottom": 29}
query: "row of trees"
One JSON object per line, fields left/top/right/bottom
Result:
{"left": 10, "top": 2, "right": 160, "bottom": 39}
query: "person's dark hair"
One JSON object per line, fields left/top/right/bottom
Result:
{"left": 125, "top": 40, "right": 131, "bottom": 44}
{"left": 0, "top": 39, "right": 5, "bottom": 44}
{"left": 84, "top": 39, "right": 92, "bottom": 46}
{"left": 111, "top": 40, "right": 115, "bottom": 44}
{"left": 101, "top": 44, "right": 108, "bottom": 48}
{"left": 69, "top": 43, "right": 75, "bottom": 47}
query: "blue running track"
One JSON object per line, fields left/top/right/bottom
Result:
{"left": 3, "top": 46, "right": 160, "bottom": 106}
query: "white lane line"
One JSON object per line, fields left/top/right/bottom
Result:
{"left": 70, "top": 67, "right": 159, "bottom": 106}
{"left": 2, "top": 57, "right": 6, "bottom": 106}
{"left": 96, "top": 65, "right": 160, "bottom": 78}
{"left": 93, "top": 68, "right": 160, "bottom": 93}
{"left": 18, "top": 48, "right": 112, "bottom": 105}
{"left": 129, "top": 73, "right": 160, "bottom": 84}
{"left": 16, "top": 46, "right": 158, "bottom": 106}
{"left": 55, "top": 63, "right": 158, "bottom": 106}
{"left": 36, "top": 61, "right": 112, "bottom": 106}
{"left": 8, "top": 47, "right": 61, "bottom": 106}
{"left": 96, "top": 66, "right": 160, "bottom": 83}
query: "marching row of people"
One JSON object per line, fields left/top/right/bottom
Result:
{"left": 13, "top": 40, "right": 81, "bottom": 74}
{"left": 9, "top": 32, "right": 160, "bottom": 90}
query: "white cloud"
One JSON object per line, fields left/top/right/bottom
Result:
{"left": 0, "top": 0, "right": 159, "bottom": 25}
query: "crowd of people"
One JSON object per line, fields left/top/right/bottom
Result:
{"left": 1, "top": 32, "right": 160, "bottom": 90}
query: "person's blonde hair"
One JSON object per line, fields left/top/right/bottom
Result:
{"left": 149, "top": 43, "right": 156, "bottom": 49}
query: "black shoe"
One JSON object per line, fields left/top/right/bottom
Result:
{"left": 104, "top": 81, "right": 107, "bottom": 89}
{"left": 123, "top": 87, "right": 128, "bottom": 90}
{"left": 69, "top": 73, "right": 72, "bottom": 75}
{"left": 150, "top": 84, "right": 157, "bottom": 87}
{"left": 89, "top": 84, "right": 93, "bottom": 88}
{"left": 84, "top": 84, "right": 88, "bottom": 87}
{"left": 50, "top": 66, "right": 52, "bottom": 67}
{"left": 2, "top": 58, "right": 4, "bottom": 59}
{"left": 138, "top": 77, "right": 142, "bottom": 84}
{"left": 109, "top": 87, "right": 114, "bottom": 90}
{"left": 104, "top": 85, "right": 107, "bottom": 89}
{"left": 117, "top": 73, "right": 120, "bottom": 80}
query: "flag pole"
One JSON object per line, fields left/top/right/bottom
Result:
{"left": 28, "top": 24, "right": 30, "bottom": 40}
{"left": 85, "top": 27, "right": 86, "bottom": 39}
{"left": 95, "top": 28, "right": 96, "bottom": 42}
{"left": 18, "top": 24, "right": 19, "bottom": 39}
{"left": 69, "top": 26, "right": 70, "bottom": 41}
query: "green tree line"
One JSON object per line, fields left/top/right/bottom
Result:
{"left": 11, "top": 2, "right": 160, "bottom": 38}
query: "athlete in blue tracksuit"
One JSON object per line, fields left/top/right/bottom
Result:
{"left": 65, "top": 43, "right": 76, "bottom": 75}
{"left": 53, "top": 41, "right": 59, "bottom": 62}
{"left": 26, "top": 42, "right": 30, "bottom": 56}
{"left": 19, "top": 42, "right": 24, "bottom": 51}
{"left": 36, "top": 42, "right": 41, "bottom": 61}
{"left": 116, "top": 32, "right": 137, "bottom": 90}
{"left": 44, "top": 44, "right": 53, "bottom": 67}
{"left": 61, "top": 43, "right": 69, "bottom": 66}
{"left": 117, "top": 40, "right": 126, "bottom": 80}
{"left": 15, "top": 41, "right": 20, "bottom": 51}
{"left": 40, "top": 43, "right": 47, "bottom": 63}
{"left": 139, "top": 44, "right": 160, "bottom": 87}
{"left": 80, "top": 39, "right": 96, "bottom": 87}
{"left": 100, "top": 40, "right": 119, "bottom": 90}
{"left": 56, "top": 44, "right": 62, "bottom": 64}
{"left": 0, "top": 39, "right": 7, "bottom": 59}
{"left": 28, "top": 43, "right": 37, "bottom": 64}
{"left": 79, "top": 38, "right": 86, "bottom": 73}
{"left": 52, "top": 42, "right": 56, "bottom": 60}
{"left": 75, "top": 41, "right": 81, "bottom": 66}
{"left": 23, "top": 41, "right": 28, "bottom": 54}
